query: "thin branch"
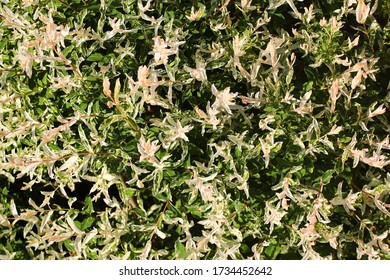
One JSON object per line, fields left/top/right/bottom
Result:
{"left": 218, "top": 0, "right": 231, "bottom": 12}
{"left": 352, "top": 182, "right": 390, "bottom": 208}
{"left": 52, "top": 46, "right": 82, "bottom": 78}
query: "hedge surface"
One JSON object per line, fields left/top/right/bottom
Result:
{"left": 0, "top": 0, "right": 389, "bottom": 259}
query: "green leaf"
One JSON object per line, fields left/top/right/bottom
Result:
{"left": 240, "top": 243, "right": 251, "bottom": 255}
{"left": 305, "top": 81, "right": 314, "bottom": 92}
{"left": 175, "top": 240, "right": 186, "bottom": 259}
{"left": 73, "top": 220, "right": 82, "bottom": 231}
{"left": 321, "top": 169, "right": 335, "bottom": 185}
{"left": 86, "top": 53, "right": 104, "bottom": 62}
{"left": 62, "top": 45, "right": 74, "bottom": 57}
{"left": 264, "top": 244, "right": 281, "bottom": 260}
{"left": 81, "top": 217, "right": 95, "bottom": 231}
{"left": 123, "top": 188, "right": 136, "bottom": 198}
{"left": 63, "top": 239, "right": 75, "bottom": 252}
{"left": 93, "top": 101, "right": 100, "bottom": 114}
{"left": 82, "top": 196, "right": 94, "bottom": 214}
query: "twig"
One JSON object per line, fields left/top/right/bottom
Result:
{"left": 52, "top": 46, "right": 82, "bottom": 78}
{"left": 352, "top": 182, "right": 390, "bottom": 208}
{"left": 218, "top": 0, "right": 231, "bottom": 12}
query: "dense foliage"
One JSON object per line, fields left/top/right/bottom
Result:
{"left": 0, "top": 0, "right": 389, "bottom": 259}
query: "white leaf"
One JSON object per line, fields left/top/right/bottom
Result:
{"left": 290, "top": 166, "right": 302, "bottom": 174}
{"left": 23, "top": 221, "right": 35, "bottom": 238}
{"left": 20, "top": 161, "right": 41, "bottom": 176}
{"left": 58, "top": 155, "right": 78, "bottom": 171}
{"left": 321, "top": 137, "right": 335, "bottom": 150}
{"left": 103, "top": 173, "right": 117, "bottom": 181}
{"left": 40, "top": 210, "right": 53, "bottom": 232}
{"left": 359, "top": 121, "right": 369, "bottom": 131}
{"left": 0, "top": 214, "right": 11, "bottom": 227}
{"left": 155, "top": 228, "right": 166, "bottom": 239}
{"left": 66, "top": 216, "right": 83, "bottom": 234}
{"left": 74, "top": 235, "right": 82, "bottom": 256}
{"left": 68, "top": 197, "right": 77, "bottom": 208}
{"left": 374, "top": 198, "right": 390, "bottom": 217}
{"left": 329, "top": 79, "right": 339, "bottom": 112}
{"left": 327, "top": 125, "right": 343, "bottom": 135}
{"left": 19, "top": 210, "right": 37, "bottom": 220}
{"left": 28, "top": 198, "right": 43, "bottom": 211}
{"left": 47, "top": 233, "right": 73, "bottom": 242}
{"left": 21, "top": 179, "right": 36, "bottom": 191}
{"left": 100, "top": 242, "right": 116, "bottom": 257}
{"left": 82, "top": 229, "right": 98, "bottom": 247}
{"left": 10, "top": 199, "right": 19, "bottom": 218}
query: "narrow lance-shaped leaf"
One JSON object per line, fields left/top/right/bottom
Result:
{"left": 114, "top": 78, "right": 121, "bottom": 105}
{"left": 58, "top": 155, "right": 78, "bottom": 172}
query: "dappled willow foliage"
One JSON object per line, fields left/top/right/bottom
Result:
{"left": 0, "top": 0, "right": 389, "bottom": 259}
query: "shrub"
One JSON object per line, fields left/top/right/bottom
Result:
{"left": 0, "top": 0, "right": 389, "bottom": 260}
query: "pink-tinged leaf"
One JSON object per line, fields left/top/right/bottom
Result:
{"left": 114, "top": 78, "right": 121, "bottom": 105}
{"left": 351, "top": 70, "right": 362, "bottom": 89}
{"left": 196, "top": 235, "right": 210, "bottom": 252}
{"left": 361, "top": 153, "right": 390, "bottom": 169}
{"left": 356, "top": 0, "right": 370, "bottom": 24}
{"left": 140, "top": 240, "right": 152, "bottom": 260}
{"left": 0, "top": 215, "right": 11, "bottom": 227}
{"left": 20, "top": 161, "right": 41, "bottom": 177}
{"left": 40, "top": 210, "right": 53, "bottom": 233}
{"left": 19, "top": 210, "right": 38, "bottom": 220}
{"left": 329, "top": 79, "right": 339, "bottom": 112}
{"left": 367, "top": 104, "right": 386, "bottom": 119}
{"left": 327, "top": 125, "right": 343, "bottom": 135}
{"left": 103, "top": 77, "right": 111, "bottom": 98}
{"left": 47, "top": 233, "right": 73, "bottom": 242}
